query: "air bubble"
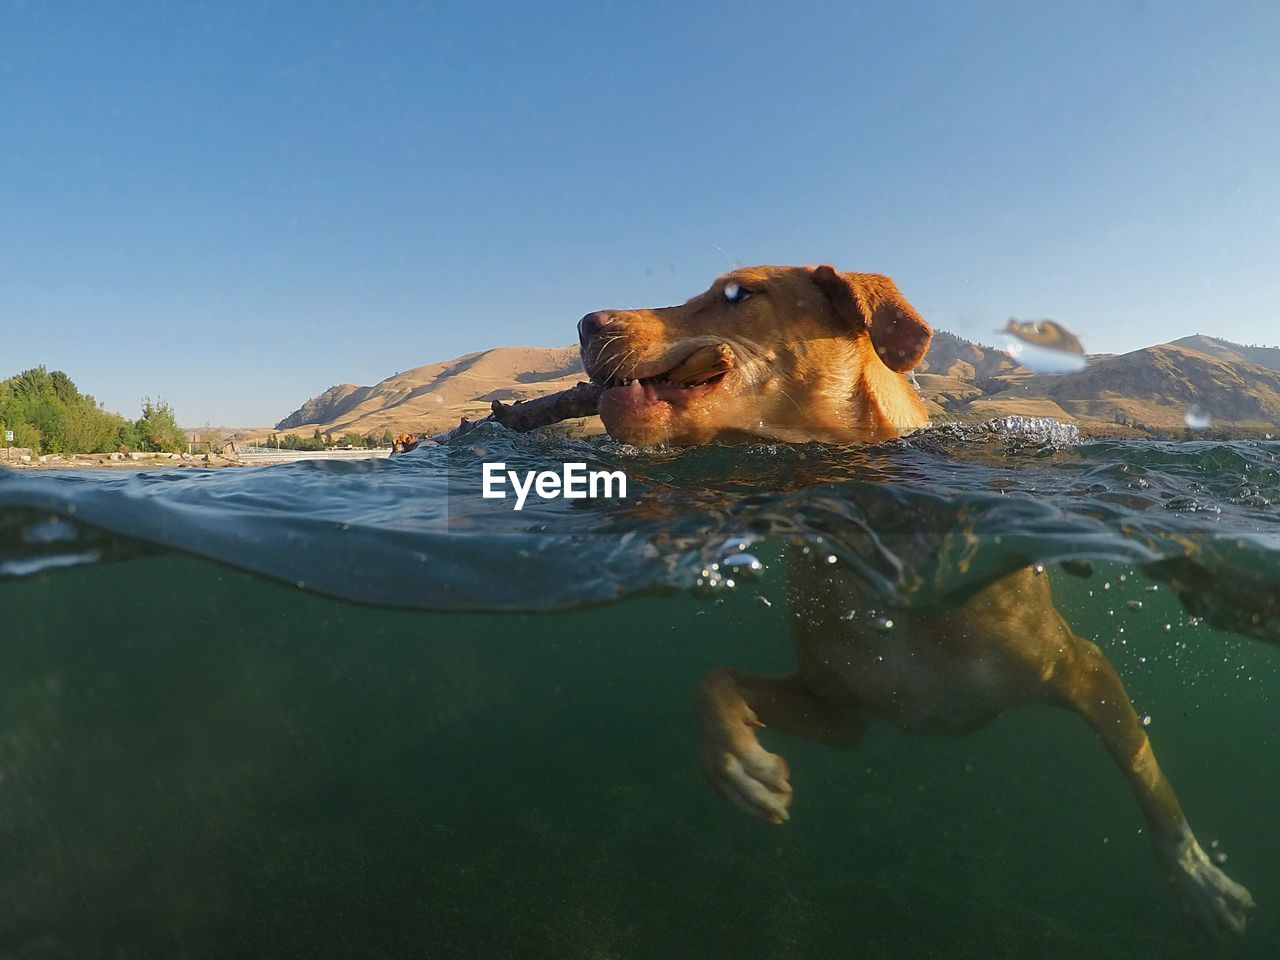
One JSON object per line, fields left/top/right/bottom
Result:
{"left": 692, "top": 573, "right": 735, "bottom": 599}
{"left": 722, "top": 552, "right": 765, "bottom": 580}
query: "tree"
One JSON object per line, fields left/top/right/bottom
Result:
{"left": 134, "top": 398, "right": 185, "bottom": 453}
{"left": 0, "top": 366, "right": 129, "bottom": 454}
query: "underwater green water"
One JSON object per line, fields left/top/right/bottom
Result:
{"left": 2, "top": 425, "right": 1278, "bottom": 956}
{"left": 1, "top": 552, "right": 1276, "bottom": 958}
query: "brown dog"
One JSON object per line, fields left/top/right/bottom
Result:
{"left": 578, "top": 265, "right": 1255, "bottom": 937}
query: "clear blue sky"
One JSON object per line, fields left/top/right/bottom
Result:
{"left": 2, "top": 1, "right": 1277, "bottom": 426}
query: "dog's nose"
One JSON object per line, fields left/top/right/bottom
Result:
{"left": 578, "top": 311, "right": 615, "bottom": 341}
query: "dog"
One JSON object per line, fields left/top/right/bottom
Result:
{"left": 577, "top": 264, "right": 1256, "bottom": 938}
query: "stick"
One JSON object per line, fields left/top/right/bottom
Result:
{"left": 393, "top": 381, "right": 603, "bottom": 453}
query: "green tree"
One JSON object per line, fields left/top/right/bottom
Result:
{"left": 133, "top": 398, "right": 186, "bottom": 453}
{"left": 0, "top": 366, "right": 129, "bottom": 454}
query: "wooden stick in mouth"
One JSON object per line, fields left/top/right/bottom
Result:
{"left": 392, "top": 380, "right": 604, "bottom": 453}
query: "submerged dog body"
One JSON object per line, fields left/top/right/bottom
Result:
{"left": 578, "top": 265, "right": 1255, "bottom": 937}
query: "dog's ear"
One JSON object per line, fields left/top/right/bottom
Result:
{"left": 810, "top": 265, "right": 932, "bottom": 372}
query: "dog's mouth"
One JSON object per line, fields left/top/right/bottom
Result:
{"left": 594, "top": 342, "right": 735, "bottom": 406}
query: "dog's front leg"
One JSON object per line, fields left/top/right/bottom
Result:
{"left": 695, "top": 667, "right": 863, "bottom": 824}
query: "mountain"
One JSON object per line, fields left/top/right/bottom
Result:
{"left": 973, "top": 344, "right": 1280, "bottom": 434}
{"left": 1167, "top": 336, "right": 1280, "bottom": 373}
{"left": 275, "top": 383, "right": 376, "bottom": 430}
{"left": 923, "top": 335, "right": 1280, "bottom": 436}
{"left": 266, "top": 335, "right": 1279, "bottom": 441}
{"left": 917, "top": 330, "right": 1022, "bottom": 381}
{"left": 271, "top": 346, "right": 589, "bottom": 437}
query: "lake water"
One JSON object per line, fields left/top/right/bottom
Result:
{"left": 1, "top": 421, "right": 1277, "bottom": 957}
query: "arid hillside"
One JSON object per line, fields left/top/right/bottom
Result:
{"left": 271, "top": 346, "right": 588, "bottom": 438}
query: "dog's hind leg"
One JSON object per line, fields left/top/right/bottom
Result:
{"left": 695, "top": 667, "right": 864, "bottom": 824}
{"left": 1049, "top": 636, "right": 1255, "bottom": 938}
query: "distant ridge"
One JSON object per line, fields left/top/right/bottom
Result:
{"left": 1167, "top": 336, "right": 1280, "bottom": 373}
{"left": 273, "top": 346, "right": 586, "bottom": 436}
{"left": 264, "top": 334, "right": 1279, "bottom": 441}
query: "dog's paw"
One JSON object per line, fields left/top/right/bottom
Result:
{"left": 1161, "top": 833, "right": 1255, "bottom": 938}
{"left": 699, "top": 722, "right": 793, "bottom": 824}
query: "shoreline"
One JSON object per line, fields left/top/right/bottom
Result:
{"left": 0, "top": 451, "right": 244, "bottom": 471}
{"left": 1, "top": 448, "right": 395, "bottom": 471}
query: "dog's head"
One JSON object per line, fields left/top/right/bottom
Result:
{"left": 578, "top": 265, "right": 932, "bottom": 446}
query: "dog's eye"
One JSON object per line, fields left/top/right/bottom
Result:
{"left": 724, "top": 282, "right": 752, "bottom": 304}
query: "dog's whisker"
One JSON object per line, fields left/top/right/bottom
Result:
{"left": 600, "top": 347, "right": 635, "bottom": 387}
{"left": 608, "top": 348, "right": 639, "bottom": 384}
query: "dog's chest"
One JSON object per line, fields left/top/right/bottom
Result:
{"left": 788, "top": 574, "right": 1013, "bottom": 734}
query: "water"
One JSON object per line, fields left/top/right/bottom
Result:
{"left": 2, "top": 422, "right": 1278, "bottom": 957}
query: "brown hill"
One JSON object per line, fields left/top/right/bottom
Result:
{"left": 272, "top": 346, "right": 591, "bottom": 438}
{"left": 268, "top": 335, "right": 1279, "bottom": 441}
{"left": 926, "top": 337, "right": 1280, "bottom": 436}
{"left": 1034, "top": 344, "right": 1280, "bottom": 433}
{"left": 917, "top": 330, "right": 1023, "bottom": 381}
{"left": 1167, "top": 336, "right": 1280, "bottom": 373}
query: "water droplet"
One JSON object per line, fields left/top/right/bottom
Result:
{"left": 1184, "top": 404, "right": 1212, "bottom": 430}
{"left": 825, "top": 554, "right": 838, "bottom": 565}
{"left": 692, "top": 573, "right": 736, "bottom": 599}
{"left": 874, "top": 616, "right": 895, "bottom": 631}
{"left": 998, "top": 320, "right": 1088, "bottom": 373}
{"left": 722, "top": 552, "right": 764, "bottom": 580}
